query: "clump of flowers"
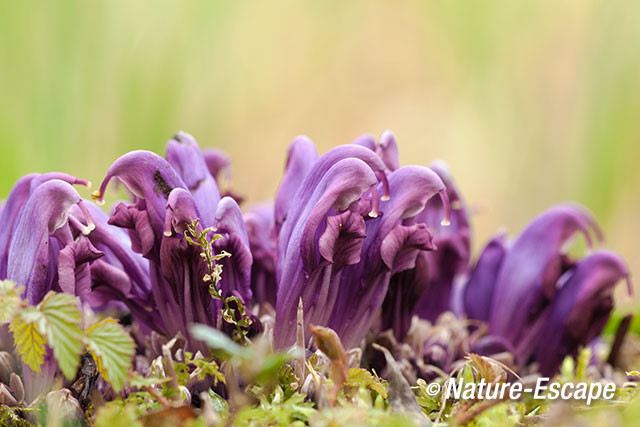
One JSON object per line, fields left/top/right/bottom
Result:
{"left": 0, "top": 130, "right": 635, "bottom": 425}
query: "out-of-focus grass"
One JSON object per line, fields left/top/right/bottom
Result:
{"left": 0, "top": 0, "right": 638, "bottom": 301}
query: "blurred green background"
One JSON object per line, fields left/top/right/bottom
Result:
{"left": 0, "top": 1, "right": 637, "bottom": 302}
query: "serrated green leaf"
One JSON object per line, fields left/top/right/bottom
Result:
{"left": 191, "top": 358, "right": 225, "bottom": 384}
{"left": 38, "top": 291, "right": 84, "bottom": 379}
{"left": 86, "top": 318, "right": 135, "bottom": 392}
{"left": 0, "top": 280, "right": 23, "bottom": 323}
{"left": 9, "top": 307, "right": 46, "bottom": 372}
{"left": 345, "top": 367, "right": 388, "bottom": 398}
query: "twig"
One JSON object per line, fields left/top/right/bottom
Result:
{"left": 142, "top": 385, "right": 171, "bottom": 408}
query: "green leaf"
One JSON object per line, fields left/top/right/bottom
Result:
{"left": 575, "top": 347, "right": 591, "bottom": 381}
{"left": 190, "top": 358, "right": 225, "bottom": 384}
{"left": 208, "top": 389, "right": 229, "bottom": 417}
{"left": 344, "top": 367, "right": 388, "bottom": 398}
{"left": 38, "top": 291, "right": 84, "bottom": 379}
{"left": 255, "top": 353, "right": 292, "bottom": 386}
{"left": 190, "top": 324, "right": 249, "bottom": 358}
{"left": 9, "top": 307, "right": 46, "bottom": 372}
{"left": 94, "top": 405, "right": 142, "bottom": 427}
{"left": 86, "top": 318, "right": 136, "bottom": 392}
{"left": 560, "top": 354, "right": 575, "bottom": 380}
{"left": 127, "top": 371, "right": 171, "bottom": 388}
{"left": 0, "top": 280, "right": 23, "bottom": 323}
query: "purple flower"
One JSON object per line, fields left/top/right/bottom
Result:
{"left": 77, "top": 202, "right": 156, "bottom": 327}
{"left": 0, "top": 171, "right": 159, "bottom": 334}
{"left": 327, "top": 165, "right": 445, "bottom": 348}
{"left": 411, "top": 161, "right": 471, "bottom": 324}
{"left": 0, "top": 173, "right": 90, "bottom": 279}
{"left": 462, "top": 204, "right": 630, "bottom": 374}
{"left": 92, "top": 132, "right": 253, "bottom": 343}
{"left": 378, "top": 159, "right": 470, "bottom": 340}
{"left": 274, "top": 136, "right": 319, "bottom": 236}
{"left": 2, "top": 178, "right": 101, "bottom": 304}
{"left": 244, "top": 203, "right": 278, "bottom": 307}
{"left": 351, "top": 132, "right": 469, "bottom": 340}
{"left": 272, "top": 134, "right": 449, "bottom": 349}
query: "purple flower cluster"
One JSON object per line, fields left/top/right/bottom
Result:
{"left": 462, "top": 205, "right": 631, "bottom": 375}
{"left": 0, "top": 130, "right": 630, "bottom": 375}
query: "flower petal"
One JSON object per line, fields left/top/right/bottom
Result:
{"left": 244, "top": 203, "right": 277, "bottom": 306}
{"left": 109, "top": 202, "right": 156, "bottom": 258}
{"left": 381, "top": 251, "right": 430, "bottom": 340}
{"left": 213, "top": 197, "right": 254, "bottom": 304}
{"left": 274, "top": 157, "right": 379, "bottom": 348}
{"left": 164, "top": 188, "right": 202, "bottom": 236}
{"left": 330, "top": 166, "right": 446, "bottom": 348}
{"left": 277, "top": 144, "right": 389, "bottom": 270}
{"left": 93, "top": 150, "right": 188, "bottom": 232}
{"left": 274, "top": 136, "right": 318, "bottom": 233}
{"left": 0, "top": 173, "right": 89, "bottom": 277}
{"left": 166, "top": 132, "right": 221, "bottom": 226}
{"left": 489, "top": 204, "right": 601, "bottom": 344}
{"left": 526, "top": 251, "right": 629, "bottom": 375}
{"left": 380, "top": 223, "right": 435, "bottom": 274}
{"left": 203, "top": 147, "right": 231, "bottom": 182}
{"left": 7, "top": 180, "right": 83, "bottom": 304}
{"left": 57, "top": 236, "right": 103, "bottom": 297}
{"left": 462, "top": 234, "right": 508, "bottom": 322}
{"left": 377, "top": 130, "right": 400, "bottom": 171}
{"left": 389, "top": 162, "right": 467, "bottom": 326}
{"left": 317, "top": 210, "right": 367, "bottom": 272}
{"left": 72, "top": 202, "right": 151, "bottom": 301}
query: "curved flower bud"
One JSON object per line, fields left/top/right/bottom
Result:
{"left": 351, "top": 130, "right": 400, "bottom": 172}
{"left": 0, "top": 173, "right": 89, "bottom": 277}
{"left": 244, "top": 203, "right": 277, "bottom": 306}
{"left": 525, "top": 251, "right": 630, "bottom": 375}
{"left": 489, "top": 204, "right": 601, "bottom": 344}
{"left": 92, "top": 150, "right": 188, "bottom": 232}
{"left": 212, "top": 197, "right": 253, "bottom": 305}
{"left": 6, "top": 180, "right": 94, "bottom": 304}
{"left": 166, "top": 132, "right": 221, "bottom": 226}
{"left": 462, "top": 234, "right": 508, "bottom": 322}
{"left": 377, "top": 130, "right": 400, "bottom": 172}
{"left": 351, "top": 134, "right": 376, "bottom": 151}
{"left": 274, "top": 136, "right": 318, "bottom": 234}
{"left": 164, "top": 188, "right": 202, "bottom": 237}
{"left": 274, "top": 158, "right": 379, "bottom": 348}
